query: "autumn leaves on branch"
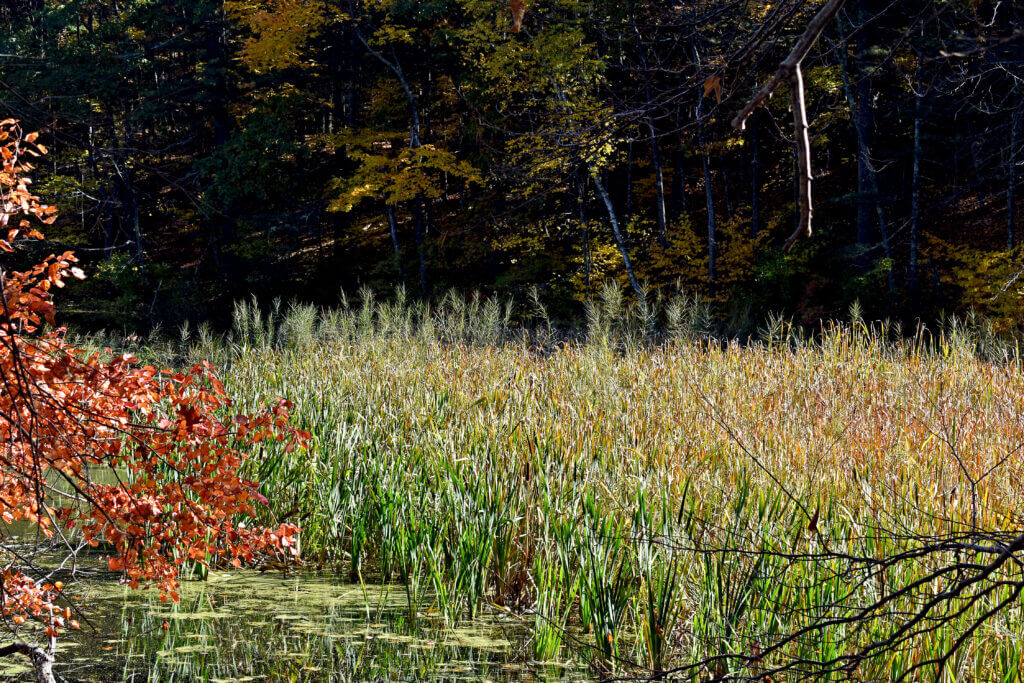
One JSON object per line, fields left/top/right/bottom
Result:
{"left": 0, "top": 120, "right": 306, "bottom": 681}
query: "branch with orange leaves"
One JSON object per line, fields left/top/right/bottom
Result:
{"left": 0, "top": 118, "right": 310, "bottom": 683}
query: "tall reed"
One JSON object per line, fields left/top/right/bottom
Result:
{"left": 85, "top": 289, "right": 1024, "bottom": 678}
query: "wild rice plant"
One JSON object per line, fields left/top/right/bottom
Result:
{"left": 633, "top": 489, "right": 686, "bottom": 673}
{"left": 576, "top": 494, "right": 636, "bottom": 671}
{"left": 81, "top": 288, "right": 1024, "bottom": 679}
{"left": 532, "top": 557, "right": 568, "bottom": 662}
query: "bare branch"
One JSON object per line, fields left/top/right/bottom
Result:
{"left": 732, "top": 0, "right": 847, "bottom": 250}
{"left": 732, "top": 0, "right": 848, "bottom": 131}
{"left": 0, "top": 642, "right": 54, "bottom": 683}
{"left": 784, "top": 64, "right": 814, "bottom": 251}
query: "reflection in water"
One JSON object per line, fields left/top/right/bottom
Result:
{"left": 15, "top": 571, "right": 591, "bottom": 682}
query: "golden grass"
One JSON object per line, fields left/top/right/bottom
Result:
{"left": 93, "top": 294, "right": 1024, "bottom": 679}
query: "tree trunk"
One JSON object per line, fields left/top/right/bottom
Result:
{"left": 854, "top": 5, "right": 874, "bottom": 269}
{"left": 356, "top": 33, "right": 428, "bottom": 295}
{"left": 750, "top": 113, "right": 761, "bottom": 239}
{"left": 968, "top": 123, "right": 986, "bottom": 210}
{"left": 633, "top": 28, "right": 668, "bottom": 247}
{"left": 200, "top": 12, "right": 241, "bottom": 283}
{"left": 1008, "top": 99, "right": 1020, "bottom": 250}
{"left": 386, "top": 205, "right": 404, "bottom": 280}
{"left": 840, "top": 14, "right": 895, "bottom": 295}
{"left": 624, "top": 140, "right": 634, "bottom": 231}
{"left": 672, "top": 106, "right": 688, "bottom": 219}
{"left": 206, "top": 3, "right": 229, "bottom": 148}
{"left": 343, "top": 23, "right": 358, "bottom": 127}
{"left": 414, "top": 197, "right": 428, "bottom": 297}
{"left": 721, "top": 163, "right": 733, "bottom": 220}
{"left": 910, "top": 71, "right": 922, "bottom": 297}
{"left": 579, "top": 176, "right": 592, "bottom": 296}
{"left": 649, "top": 123, "right": 669, "bottom": 248}
{"left": 698, "top": 91, "right": 716, "bottom": 293}
{"left": 86, "top": 124, "right": 116, "bottom": 257}
{"left": 793, "top": 146, "right": 800, "bottom": 234}
{"left": 0, "top": 643, "right": 55, "bottom": 683}
{"left": 592, "top": 173, "right": 642, "bottom": 298}
{"left": 114, "top": 111, "right": 145, "bottom": 273}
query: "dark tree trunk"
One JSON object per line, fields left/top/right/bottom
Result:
{"left": 386, "top": 205, "right": 404, "bottom": 280}
{"left": 205, "top": 4, "right": 229, "bottom": 148}
{"left": 414, "top": 197, "right": 428, "bottom": 297}
{"left": 854, "top": 3, "right": 874, "bottom": 268}
{"left": 1008, "top": 99, "right": 1020, "bottom": 250}
{"left": 721, "top": 163, "right": 733, "bottom": 220}
{"left": 968, "top": 123, "right": 986, "bottom": 210}
{"left": 750, "top": 113, "right": 761, "bottom": 239}
{"left": 910, "top": 70, "right": 923, "bottom": 297}
{"left": 841, "top": 10, "right": 895, "bottom": 295}
{"left": 632, "top": 22, "right": 668, "bottom": 247}
{"left": 649, "top": 124, "right": 669, "bottom": 248}
{"left": 346, "top": 24, "right": 358, "bottom": 127}
{"left": 113, "top": 111, "right": 145, "bottom": 272}
{"left": 672, "top": 105, "right": 688, "bottom": 219}
{"left": 579, "top": 175, "right": 592, "bottom": 296}
{"left": 698, "top": 91, "right": 716, "bottom": 293}
{"left": 205, "top": 3, "right": 239, "bottom": 284}
{"left": 624, "top": 140, "right": 634, "bottom": 230}
{"left": 355, "top": 32, "right": 428, "bottom": 294}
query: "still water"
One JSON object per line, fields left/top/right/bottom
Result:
{"left": 2, "top": 570, "right": 591, "bottom": 682}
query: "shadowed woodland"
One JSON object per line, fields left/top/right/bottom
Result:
{"left": 0, "top": 0, "right": 1022, "bottom": 330}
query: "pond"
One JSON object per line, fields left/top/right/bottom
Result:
{"left": 2, "top": 570, "right": 593, "bottom": 682}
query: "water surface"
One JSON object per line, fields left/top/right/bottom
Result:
{"left": 3, "top": 570, "right": 591, "bottom": 682}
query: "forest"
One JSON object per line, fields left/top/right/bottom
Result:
{"left": 3, "top": 2, "right": 1024, "bottom": 683}
{"left": 0, "top": 0, "right": 1021, "bottom": 330}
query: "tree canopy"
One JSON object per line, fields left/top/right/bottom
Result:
{"left": 0, "top": 0, "right": 1021, "bottom": 330}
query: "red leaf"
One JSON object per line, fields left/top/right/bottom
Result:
{"left": 510, "top": 0, "right": 527, "bottom": 32}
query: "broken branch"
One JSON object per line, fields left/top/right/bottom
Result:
{"left": 732, "top": 0, "right": 847, "bottom": 250}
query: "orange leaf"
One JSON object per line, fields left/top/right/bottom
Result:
{"left": 703, "top": 75, "right": 722, "bottom": 104}
{"left": 510, "top": 0, "right": 526, "bottom": 33}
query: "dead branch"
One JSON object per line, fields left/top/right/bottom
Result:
{"left": 786, "top": 64, "right": 814, "bottom": 252}
{"left": 0, "top": 642, "right": 55, "bottom": 683}
{"left": 732, "top": 0, "right": 847, "bottom": 251}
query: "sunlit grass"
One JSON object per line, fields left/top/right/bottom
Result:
{"left": 85, "top": 288, "right": 1024, "bottom": 679}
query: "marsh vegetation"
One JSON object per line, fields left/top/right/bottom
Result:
{"left": 40, "top": 289, "right": 1024, "bottom": 681}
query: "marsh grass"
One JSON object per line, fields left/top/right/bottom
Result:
{"left": 79, "top": 288, "right": 1024, "bottom": 679}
